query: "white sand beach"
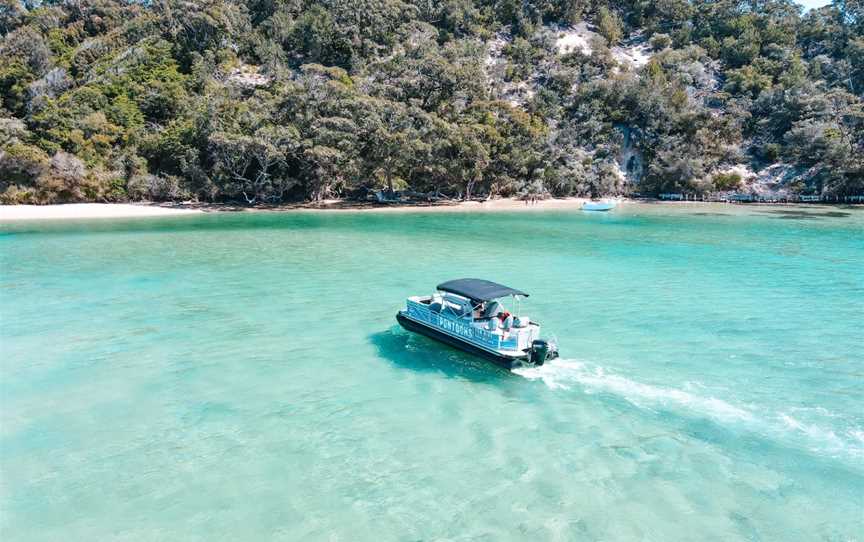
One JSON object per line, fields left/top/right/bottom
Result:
{"left": 3, "top": 198, "right": 856, "bottom": 221}
{"left": 0, "top": 203, "right": 203, "bottom": 221}
{"left": 0, "top": 198, "right": 601, "bottom": 220}
{"left": 323, "top": 197, "right": 597, "bottom": 213}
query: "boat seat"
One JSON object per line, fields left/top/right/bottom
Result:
{"left": 482, "top": 300, "right": 502, "bottom": 319}
{"left": 513, "top": 316, "right": 530, "bottom": 328}
{"left": 441, "top": 294, "right": 471, "bottom": 318}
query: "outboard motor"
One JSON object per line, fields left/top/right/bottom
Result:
{"left": 529, "top": 340, "right": 552, "bottom": 366}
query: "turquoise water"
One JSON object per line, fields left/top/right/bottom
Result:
{"left": 1, "top": 204, "right": 862, "bottom": 540}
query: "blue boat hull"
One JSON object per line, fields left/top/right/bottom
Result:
{"left": 396, "top": 312, "right": 524, "bottom": 370}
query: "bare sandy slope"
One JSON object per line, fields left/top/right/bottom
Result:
{"left": 0, "top": 203, "right": 203, "bottom": 221}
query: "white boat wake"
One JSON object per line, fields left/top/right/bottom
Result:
{"left": 514, "top": 358, "right": 752, "bottom": 422}
{"left": 514, "top": 358, "right": 864, "bottom": 465}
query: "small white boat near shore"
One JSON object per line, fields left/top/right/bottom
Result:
{"left": 582, "top": 200, "right": 616, "bottom": 212}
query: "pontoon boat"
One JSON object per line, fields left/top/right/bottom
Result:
{"left": 396, "top": 278, "right": 559, "bottom": 369}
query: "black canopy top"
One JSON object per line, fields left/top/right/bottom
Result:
{"left": 436, "top": 278, "right": 528, "bottom": 302}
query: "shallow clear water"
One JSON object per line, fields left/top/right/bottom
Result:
{"left": 1, "top": 204, "right": 863, "bottom": 541}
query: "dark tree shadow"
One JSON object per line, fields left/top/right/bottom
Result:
{"left": 368, "top": 327, "right": 514, "bottom": 383}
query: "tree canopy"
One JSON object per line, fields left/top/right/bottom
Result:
{"left": 1, "top": 0, "right": 861, "bottom": 204}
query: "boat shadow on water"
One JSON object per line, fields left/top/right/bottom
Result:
{"left": 368, "top": 328, "right": 514, "bottom": 383}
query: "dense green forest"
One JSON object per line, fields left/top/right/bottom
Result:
{"left": 0, "top": 0, "right": 861, "bottom": 204}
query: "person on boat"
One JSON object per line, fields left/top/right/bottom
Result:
{"left": 481, "top": 300, "right": 502, "bottom": 319}
{"left": 477, "top": 300, "right": 504, "bottom": 320}
{"left": 497, "top": 310, "right": 513, "bottom": 336}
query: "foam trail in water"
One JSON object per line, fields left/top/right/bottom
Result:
{"left": 777, "top": 414, "right": 864, "bottom": 461}
{"left": 515, "top": 359, "right": 864, "bottom": 465}
{"left": 514, "top": 358, "right": 753, "bottom": 422}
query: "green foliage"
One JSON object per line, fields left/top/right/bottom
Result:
{"left": 762, "top": 143, "right": 782, "bottom": 162}
{"left": 0, "top": 0, "right": 860, "bottom": 204}
{"left": 0, "top": 142, "right": 50, "bottom": 185}
{"left": 712, "top": 172, "right": 742, "bottom": 191}
{"left": 782, "top": 90, "right": 864, "bottom": 195}
{"left": 596, "top": 7, "right": 623, "bottom": 45}
{"left": 724, "top": 66, "right": 773, "bottom": 98}
{"left": 504, "top": 37, "right": 538, "bottom": 81}
{"left": 649, "top": 33, "right": 672, "bottom": 51}
{"left": 0, "top": 61, "right": 35, "bottom": 117}
{"left": 286, "top": 5, "right": 352, "bottom": 68}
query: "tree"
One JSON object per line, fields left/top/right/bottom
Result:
{"left": 209, "top": 126, "right": 298, "bottom": 203}
{"left": 357, "top": 99, "right": 420, "bottom": 193}
{"left": 0, "top": 143, "right": 49, "bottom": 186}
{"left": 784, "top": 89, "right": 864, "bottom": 195}
{"left": 0, "top": 0, "right": 858, "bottom": 205}
{"left": 446, "top": 123, "right": 490, "bottom": 200}
{"left": 0, "top": 1, "right": 25, "bottom": 36}
{"left": 597, "top": 7, "right": 623, "bottom": 45}
{"left": 645, "top": 146, "right": 706, "bottom": 194}
{"left": 650, "top": 33, "right": 672, "bottom": 51}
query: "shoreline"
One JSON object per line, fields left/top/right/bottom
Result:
{"left": 0, "top": 198, "right": 859, "bottom": 222}
{"left": 0, "top": 203, "right": 203, "bottom": 221}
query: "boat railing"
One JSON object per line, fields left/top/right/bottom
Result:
{"left": 406, "top": 298, "right": 520, "bottom": 350}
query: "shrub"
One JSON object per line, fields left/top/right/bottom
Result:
{"left": 0, "top": 184, "right": 38, "bottom": 204}
{"left": 762, "top": 143, "right": 782, "bottom": 162}
{"left": 0, "top": 143, "right": 50, "bottom": 185}
{"left": 0, "top": 26, "right": 52, "bottom": 75}
{"left": 0, "top": 117, "right": 28, "bottom": 145}
{"left": 650, "top": 33, "right": 672, "bottom": 51}
{"left": 0, "top": 61, "right": 35, "bottom": 116}
{"left": 712, "top": 172, "right": 742, "bottom": 191}
{"left": 597, "top": 7, "right": 623, "bottom": 45}
{"left": 127, "top": 173, "right": 189, "bottom": 201}
{"left": 24, "top": 151, "right": 92, "bottom": 202}
{"left": 125, "top": 173, "right": 153, "bottom": 200}
{"left": 723, "top": 65, "right": 772, "bottom": 97}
